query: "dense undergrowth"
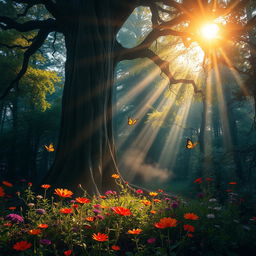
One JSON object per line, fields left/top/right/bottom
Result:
{"left": 0, "top": 176, "right": 255, "bottom": 256}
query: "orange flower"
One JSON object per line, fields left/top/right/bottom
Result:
{"left": 2, "top": 181, "right": 13, "bottom": 187}
{"left": 92, "top": 232, "right": 108, "bottom": 242}
{"left": 28, "top": 229, "right": 41, "bottom": 235}
{"left": 141, "top": 200, "right": 151, "bottom": 206}
{"left": 85, "top": 216, "right": 95, "bottom": 222}
{"left": 150, "top": 210, "right": 157, "bottom": 214}
{"left": 183, "top": 224, "right": 195, "bottom": 232}
{"left": 158, "top": 189, "right": 164, "bottom": 192}
{"left": 64, "top": 250, "right": 72, "bottom": 256}
{"left": 154, "top": 217, "right": 177, "bottom": 229}
{"left": 99, "top": 195, "right": 106, "bottom": 199}
{"left": 0, "top": 186, "right": 5, "bottom": 197}
{"left": 111, "top": 174, "right": 120, "bottom": 179}
{"left": 13, "top": 241, "right": 32, "bottom": 251}
{"left": 8, "top": 206, "right": 16, "bottom": 210}
{"left": 127, "top": 228, "right": 142, "bottom": 234}
{"left": 59, "top": 208, "right": 73, "bottom": 214}
{"left": 111, "top": 245, "right": 121, "bottom": 251}
{"left": 153, "top": 199, "right": 161, "bottom": 203}
{"left": 112, "top": 206, "right": 132, "bottom": 216}
{"left": 71, "top": 204, "right": 79, "bottom": 208}
{"left": 229, "top": 182, "right": 237, "bottom": 185}
{"left": 41, "top": 184, "right": 51, "bottom": 189}
{"left": 184, "top": 213, "right": 199, "bottom": 220}
{"left": 54, "top": 188, "right": 73, "bottom": 198}
{"left": 149, "top": 192, "right": 158, "bottom": 197}
{"left": 75, "top": 197, "right": 91, "bottom": 204}
{"left": 38, "top": 224, "right": 48, "bottom": 229}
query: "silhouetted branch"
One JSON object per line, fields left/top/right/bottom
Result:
{"left": 116, "top": 42, "right": 203, "bottom": 96}
{"left": 0, "top": 16, "right": 57, "bottom": 32}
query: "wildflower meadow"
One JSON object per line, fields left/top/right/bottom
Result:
{"left": 0, "top": 175, "right": 256, "bottom": 256}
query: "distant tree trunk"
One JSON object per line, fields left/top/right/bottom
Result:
{"left": 7, "top": 93, "right": 18, "bottom": 180}
{"left": 44, "top": 1, "right": 131, "bottom": 195}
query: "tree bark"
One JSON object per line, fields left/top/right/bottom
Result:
{"left": 44, "top": 1, "right": 123, "bottom": 195}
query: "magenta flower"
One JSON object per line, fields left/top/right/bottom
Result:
{"left": 147, "top": 237, "right": 156, "bottom": 244}
{"left": 40, "top": 239, "right": 52, "bottom": 245}
{"left": 136, "top": 189, "right": 144, "bottom": 194}
{"left": 5, "top": 214, "right": 24, "bottom": 223}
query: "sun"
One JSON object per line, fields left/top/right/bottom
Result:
{"left": 200, "top": 23, "right": 219, "bottom": 40}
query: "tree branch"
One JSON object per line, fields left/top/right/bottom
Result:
{"left": 116, "top": 42, "right": 203, "bottom": 96}
{"left": 0, "top": 28, "right": 51, "bottom": 100}
{"left": 0, "top": 16, "right": 57, "bottom": 32}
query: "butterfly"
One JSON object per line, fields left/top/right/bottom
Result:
{"left": 128, "top": 117, "right": 138, "bottom": 126}
{"left": 44, "top": 143, "right": 55, "bottom": 152}
{"left": 186, "top": 138, "right": 198, "bottom": 149}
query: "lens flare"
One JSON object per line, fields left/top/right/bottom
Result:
{"left": 200, "top": 23, "right": 219, "bottom": 40}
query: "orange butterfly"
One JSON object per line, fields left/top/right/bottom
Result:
{"left": 44, "top": 143, "right": 55, "bottom": 152}
{"left": 128, "top": 117, "right": 138, "bottom": 126}
{"left": 186, "top": 138, "right": 198, "bottom": 149}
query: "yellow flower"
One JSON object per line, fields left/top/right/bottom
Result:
{"left": 149, "top": 192, "right": 158, "bottom": 197}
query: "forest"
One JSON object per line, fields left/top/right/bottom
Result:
{"left": 0, "top": 0, "right": 256, "bottom": 255}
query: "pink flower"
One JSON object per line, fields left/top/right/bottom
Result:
{"left": 147, "top": 237, "right": 156, "bottom": 244}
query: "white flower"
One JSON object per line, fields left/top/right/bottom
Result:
{"left": 213, "top": 207, "right": 222, "bottom": 211}
{"left": 206, "top": 214, "right": 215, "bottom": 219}
{"left": 36, "top": 195, "right": 43, "bottom": 199}
{"left": 209, "top": 198, "right": 217, "bottom": 202}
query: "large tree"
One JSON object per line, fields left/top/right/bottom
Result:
{"left": 0, "top": 0, "right": 255, "bottom": 194}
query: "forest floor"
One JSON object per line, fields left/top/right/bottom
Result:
{"left": 0, "top": 176, "right": 256, "bottom": 256}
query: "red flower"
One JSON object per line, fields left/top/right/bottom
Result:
{"left": 28, "top": 229, "right": 41, "bottom": 235}
{"left": 111, "top": 245, "right": 121, "bottom": 251}
{"left": 59, "top": 208, "right": 73, "bottom": 214}
{"left": 205, "top": 177, "right": 213, "bottom": 182}
{"left": 136, "top": 189, "right": 144, "bottom": 194}
{"left": 187, "top": 233, "right": 193, "bottom": 238}
{"left": 38, "top": 224, "right": 48, "bottom": 229}
{"left": 8, "top": 206, "right": 16, "bottom": 210}
{"left": 2, "top": 181, "right": 13, "bottom": 187}
{"left": 0, "top": 186, "right": 5, "bottom": 197}
{"left": 154, "top": 217, "right": 177, "bottom": 229}
{"left": 92, "top": 232, "right": 108, "bottom": 242}
{"left": 13, "top": 241, "right": 32, "bottom": 251}
{"left": 41, "top": 184, "right": 51, "bottom": 189}
{"left": 75, "top": 197, "right": 91, "bottom": 204}
{"left": 229, "top": 182, "right": 237, "bottom": 185}
{"left": 184, "top": 213, "right": 199, "bottom": 220}
{"left": 112, "top": 206, "right": 132, "bottom": 216}
{"left": 99, "top": 195, "right": 106, "bottom": 199}
{"left": 64, "top": 250, "right": 72, "bottom": 256}
{"left": 28, "top": 182, "right": 33, "bottom": 186}
{"left": 194, "top": 178, "right": 203, "bottom": 184}
{"left": 184, "top": 224, "right": 195, "bottom": 232}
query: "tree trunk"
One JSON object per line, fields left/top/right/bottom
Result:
{"left": 44, "top": 1, "right": 122, "bottom": 195}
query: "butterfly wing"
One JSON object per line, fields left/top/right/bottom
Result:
{"left": 186, "top": 139, "right": 193, "bottom": 149}
{"left": 49, "top": 143, "right": 55, "bottom": 152}
{"left": 128, "top": 117, "right": 138, "bottom": 126}
{"left": 44, "top": 145, "right": 49, "bottom": 151}
{"left": 128, "top": 117, "right": 132, "bottom": 125}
